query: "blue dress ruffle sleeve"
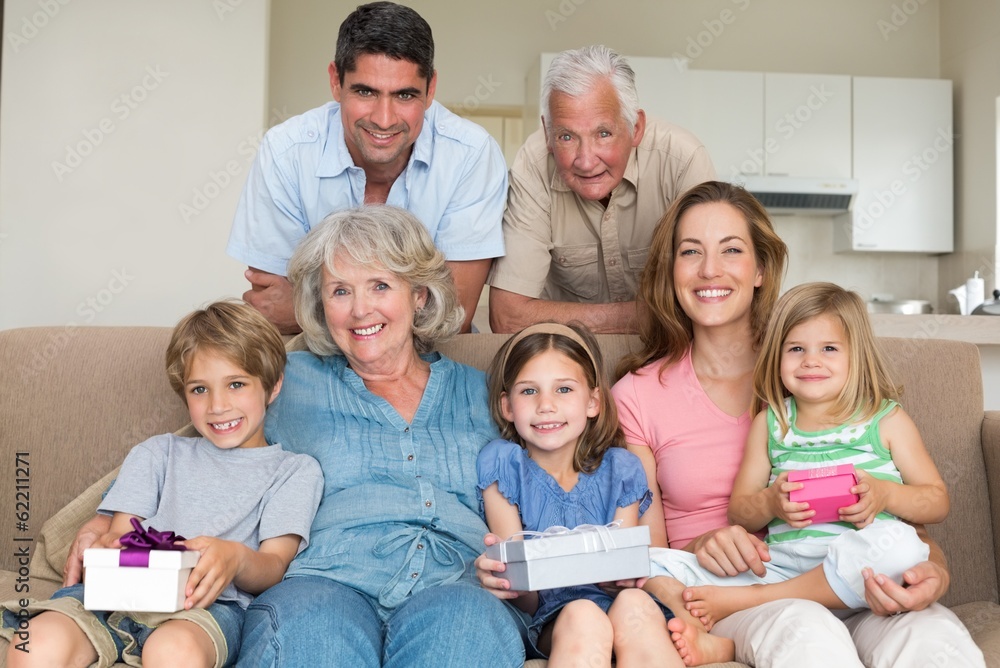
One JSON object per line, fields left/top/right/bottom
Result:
{"left": 476, "top": 439, "right": 527, "bottom": 519}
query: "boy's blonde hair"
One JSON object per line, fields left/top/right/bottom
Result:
{"left": 487, "top": 322, "right": 623, "bottom": 474}
{"left": 754, "top": 282, "right": 900, "bottom": 436}
{"left": 165, "top": 300, "right": 286, "bottom": 401}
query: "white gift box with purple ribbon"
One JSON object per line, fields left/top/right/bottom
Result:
{"left": 83, "top": 519, "right": 200, "bottom": 613}
{"left": 486, "top": 523, "right": 651, "bottom": 591}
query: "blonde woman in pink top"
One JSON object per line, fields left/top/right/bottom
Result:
{"left": 611, "top": 181, "right": 982, "bottom": 668}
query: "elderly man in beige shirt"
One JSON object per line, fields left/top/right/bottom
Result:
{"left": 488, "top": 45, "right": 715, "bottom": 333}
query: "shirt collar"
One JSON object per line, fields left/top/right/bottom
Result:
{"left": 410, "top": 103, "right": 434, "bottom": 168}
{"left": 316, "top": 103, "right": 353, "bottom": 178}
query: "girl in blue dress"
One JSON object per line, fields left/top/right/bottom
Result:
{"left": 475, "top": 322, "right": 687, "bottom": 667}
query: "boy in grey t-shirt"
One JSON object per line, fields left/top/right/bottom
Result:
{"left": 3, "top": 301, "right": 322, "bottom": 668}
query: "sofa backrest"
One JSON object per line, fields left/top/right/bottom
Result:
{"left": 0, "top": 327, "right": 189, "bottom": 572}
{"left": 0, "top": 328, "right": 995, "bottom": 608}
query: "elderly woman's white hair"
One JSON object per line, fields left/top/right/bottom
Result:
{"left": 541, "top": 44, "right": 640, "bottom": 139}
{"left": 288, "top": 206, "right": 464, "bottom": 356}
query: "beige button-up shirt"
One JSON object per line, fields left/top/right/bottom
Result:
{"left": 488, "top": 118, "right": 715, "bottom": 303}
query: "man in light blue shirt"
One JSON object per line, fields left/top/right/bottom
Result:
{"left": 227, "top": 2, "right": 507, "bottom": 334}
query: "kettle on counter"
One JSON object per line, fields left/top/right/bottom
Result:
{"left": 973, "top": 289, "right": 1000, "bottom": 316}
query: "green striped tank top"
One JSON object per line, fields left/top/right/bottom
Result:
{"left": 765, "top": 397, "right": 901, "bottom": 544}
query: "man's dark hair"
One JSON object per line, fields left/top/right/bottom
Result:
{"left": 335, "top": 2, "right": 434, "bottom": 86}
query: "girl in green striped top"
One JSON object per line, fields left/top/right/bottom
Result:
{"left": 679, "top": 282, "right": 949, "bottom": 626}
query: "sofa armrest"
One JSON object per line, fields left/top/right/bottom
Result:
{"left": 982, "top": 411, "right": 1000, "bottom": 606}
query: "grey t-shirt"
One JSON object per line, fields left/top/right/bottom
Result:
{"left": 99, "top": 433, "right": 323, "bottom": 608}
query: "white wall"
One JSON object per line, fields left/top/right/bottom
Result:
{"left": 270, "top": 0, "right": 942, "bottom": 115}
{"left": 0, "top": 1, "right": 270, "bottom": 328}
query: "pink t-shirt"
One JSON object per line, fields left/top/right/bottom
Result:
{"left": 612, "top": 348, "right": 751, "bottom": 550}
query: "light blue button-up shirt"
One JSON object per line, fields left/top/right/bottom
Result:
{"left": 227, "top": 101, "right": 507, "bottom": 276}
{"left": 266, "top": 350, "right": 500, "bottom": 610}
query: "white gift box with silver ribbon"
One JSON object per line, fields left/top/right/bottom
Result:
{"left": 485, "top": 523, "right": 650, "bottom": 591}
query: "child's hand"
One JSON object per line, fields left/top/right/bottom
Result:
{"left": 840, "top": 472, "right": 890, "bottom": 528}
{"left": 768, "top": 472, "right": 814, "bottom": 527}
{"left": 180, "top": 536, "right": 248, "bottom": 609}
{"left": 94, "top": 531, "right": 124, "bottom": 549}
{"left": 475, "top": 533, "right": 522, "bottom": 600}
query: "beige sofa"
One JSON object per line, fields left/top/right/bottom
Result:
{"left": 0, "top": 327, "right": 998, "bottom": 667}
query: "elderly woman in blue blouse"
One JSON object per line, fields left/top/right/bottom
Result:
{"left": 232, "top": 205, "right": 525, "bottom": 666}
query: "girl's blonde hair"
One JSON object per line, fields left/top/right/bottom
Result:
{"left": 487, "top": 323, "right": 623, "bottom": 473}
{"left": 618, "top": 180, "right": 787, "bottom": 378}
{"left": 755, "top": 282, "right": 900, "bottom": 435}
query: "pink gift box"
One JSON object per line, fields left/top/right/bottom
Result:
{"left": 788, "top": 464, "right": 860, "bottom": 524}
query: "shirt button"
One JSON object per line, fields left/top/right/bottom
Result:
{"left": 609, "top": 258, "right": 618, "bottom": 266}
{"left": 404, "top": 427, "right": 410, "bottom": 432}
{"left": 417, "top": 543, "right": 424, "bottom": 550}
{"left": 424, "top": 500, "right": 432, "bottom": 507}
{"left": 559, "top": 257, "right": 568, "bottom": 265}
{"left": 407, "top": 454, "right": 414, "bottom": 461}
{"left": 411, "top": 572, "right": 419, "bottom": 579}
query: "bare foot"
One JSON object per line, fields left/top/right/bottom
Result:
{"left": 667, "top": 617, "right": 736, "bottom": 667}
{"left": 645, "top": 576, "right": 710, "bottom": 629}
{"left": 684, "top": 584, "right": 762, "bottom": 625}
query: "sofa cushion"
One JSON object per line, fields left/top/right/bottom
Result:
{"left": 954, "top": 601, "right": 1000, "bottom": 666}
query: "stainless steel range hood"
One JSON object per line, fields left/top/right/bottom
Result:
{"left": 737, "top": 176, "right": 859, "bottom": 215}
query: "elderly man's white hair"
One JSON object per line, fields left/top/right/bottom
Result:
{"left": 541, "top": 45, "right": 640, "bottom": 139}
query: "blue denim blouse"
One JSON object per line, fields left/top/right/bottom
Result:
{"left": 266, "top": 350, "right": 500, "bottom": 609}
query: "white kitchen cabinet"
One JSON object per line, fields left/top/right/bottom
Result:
{"left": 685, "top": 71, "right": 851, "bottom": 181}
{"left": 599, "top": 65, "right": 764, "bottom": 181}
{"left": 626, "top": 55, "right": 694, "bottom": 123}
{"left": 834, "top": 77, "right": 954, "bottom": 253}
{"left": 684, "top": 69, "right": 764, "bottom": 181}
{"left": 763, "top": 73, "right": 852, "bottom": 179}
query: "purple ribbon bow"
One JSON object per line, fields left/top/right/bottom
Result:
{"left": 118, "top": 517, "right": 188, "bottom": 567}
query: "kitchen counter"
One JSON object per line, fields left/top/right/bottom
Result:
{"left": 871, "top": 313, "right": 1000, "bottom": 346}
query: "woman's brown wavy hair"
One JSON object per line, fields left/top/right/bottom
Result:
{"left": 617, "top": 181, "right": 788, "bottom": 379}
